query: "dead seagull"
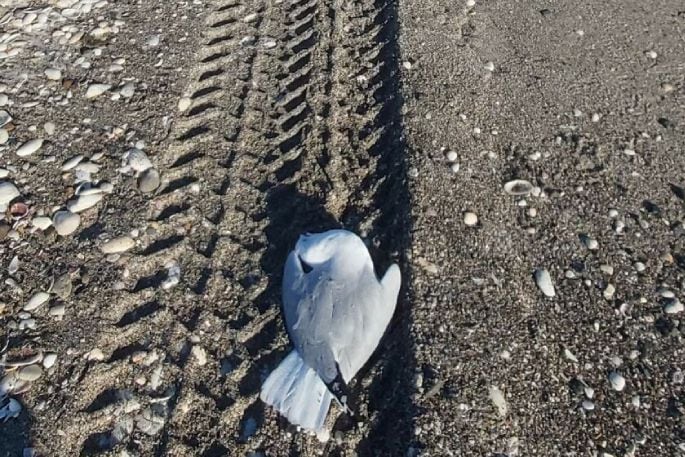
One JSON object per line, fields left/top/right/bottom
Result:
{"left": 260, "top": 229, "right": 401, "bottom": 440}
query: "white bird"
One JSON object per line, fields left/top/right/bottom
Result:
{"left": 260, "top": 229, "right": 401, "bottom": 439}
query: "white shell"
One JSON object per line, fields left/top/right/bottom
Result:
{"left": 32, "top": 216, "right": 52, "bottom": 230}
{"left": 609, "top": 372, "right": 626, "bottom": 391}
{"left": 534, "top": 268, "right": 555, "bottom": 297}
{"left": 100, "top": 236, "right": 135, "bottom": 254}
{"left": 66, "top": 193, "right": 103, "bottom": 213}
{"left": 24, "top": 292, "right": 50, "bottom": 311}
{"left": 16, "top": 139, "right": 44, "bottom": 157}
{"left": 52, "top": 210, "right": 81, "bottom": 236}
{"left": 503, "top": 179, "right": 534, "bottom": 196}
{"left": 0, "top": 110, "right": 11, "bottom": 127}
{"left": 0, "top": 181, "right": 20, "bottom": 205}
{"left": 43, "top": 353, "right": 58, "bottom": 369}
{"left": 62, "top": 154, "right": 84, "bottom": 171}
{"left": 123, "top": 148, "right": 153, "bottom": 173}
{"left": 85, "top": 83, "right": 111, "bottom": 99}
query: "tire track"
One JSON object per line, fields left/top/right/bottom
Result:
{"left": 62, "top": 0, "right": 414, "bottom": 454}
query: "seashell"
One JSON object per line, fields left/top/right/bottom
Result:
{"left": 503, "top": 179, "right": 534, "bottom": 196}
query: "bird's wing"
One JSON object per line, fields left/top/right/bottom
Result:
{"left": 282, "top": 252, "right": 400, "bottom": 384}
{"left": 334, "top": 263, "right": 400, "bottom": 382}
{"left": 283, "top": 250, "right": 338, "bottom": 383}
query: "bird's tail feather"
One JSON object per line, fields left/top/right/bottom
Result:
{"left": 260, "top": 350, "right": 333, "bottom": 435}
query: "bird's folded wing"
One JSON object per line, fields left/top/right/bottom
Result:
{"left": 283, "top": 252, "right": 398, "bottom": 384}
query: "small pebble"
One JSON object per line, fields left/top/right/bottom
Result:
{"left": 634, "top": 262, "right": 646, "bottom": 272}
{"left": 120, "top": 82, "right": 135, "bottom": 98}
{"left": 44, "top": 68, "right": 61, "bottom": 81}
{"left": 599, "top": 264, "right": 613, "bottom": 275}
{"left": 463, "top": 212, "right": 478, "bottom": 226}
{"left": 603, "top": 284, "right": 616, "bottom": 300}
{"left": 581, "top": 235, "right": 599, "bottom": 250}
{"left": 581, "top": 400, "right": 595, "bottom": 411}
{"left": 52, "top": 273, "right": 72, "bottom": 300}
{"left": 661, "top": 83, "right": 675, "bottom": 94}
{"left": 191, "top": 346, "right": 208, "bottom": 366}
{"left": 87, "top": 349, "right": 105, "bottom": 361}
{"left": 534, "top": 268, "right": 555, "bottom": 297}
{"left": 614, "top": 220, "right": 625, "bottom": 234}
{"left": 44, "top": 122, "right": 55, "bottom": 135}
{"left": 664, "top": 298, "right": 683, "bottom": 314}
{"left": 659, "top": 289, "right": 675, "bottom": 299}
{"left": 484, "top": 61, "right": 495, "bottom": 72}
{"left": 488, "top": 385, "right": 508, "bottom": 417}
{"left": 146, "top": 35, "right": 160, "bottom": 47}
{"left": 563, "top": 348, "right": 578, "bottom": 363}
{"left": 445, "top": 150, "right": 457, "bottom": 162}
{"left": 609, "top": 372, "right": 626, "bottom": 391}
{"left": 591, "top": 113, "right": 600, "bottom": 123}
{"left": 42, "top": 353, "right": 57, "bottom": 369}
{"left": 0, "top": 129, "right": 8, "bottom": 145}
{"left": 243, "top": 13, "right": 259, "bottom": 23}
{"left": 138, "top": 168, "right": 160, "bottom": 193}
{"left": 8, "top": 256, "right": 19, "bottom": 275}
{"left": 48, "top": 304, "right": 65, "bottom": 317}
{"left": 178, "top": 97, "right": 191, "bottom": 112}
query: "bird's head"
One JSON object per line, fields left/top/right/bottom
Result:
{"left": 295, "top": 229, "right": 371, "bottom": 272}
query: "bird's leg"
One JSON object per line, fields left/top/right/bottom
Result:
{"left": 325, "top": 364, "right": 357, "bottom": 417}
